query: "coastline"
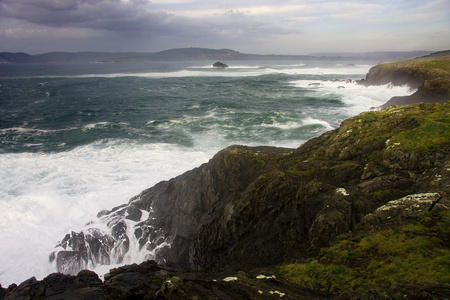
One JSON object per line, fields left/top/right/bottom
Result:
{"left": 1, "top": 54, "right": 449, "bottom": 299}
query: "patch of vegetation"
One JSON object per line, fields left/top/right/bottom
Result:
{"left": 286, "top": 167, "right": 316, "bottom": 177}
{"left": 327, "top": 160, "right": 359, "bottom": 170}
{"left": 370, "top": 189, "right": 405, "bottom": 202}
{"left": 278, "top": 209, "right": 450, "bottom": 295}
{"left": 342, "top": 102, "right": 450, "bottom": 154}
{"left": 389, "top": 102, "right": 450, "bottom": 152}
{"left": 376, "top": 58, "right": 450, "bottom": 75}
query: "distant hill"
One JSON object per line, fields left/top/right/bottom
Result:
{"left": 0, "top": 52, "right": 32, "bottom": 63}
{"left": 309, "top": 50, "right": 433, "bottom": 61}
{"left": 0, "top": 48, "right": 311, "bottom": 63}
{"left": 0, "top": 47, "right": 441, "bottom": 63}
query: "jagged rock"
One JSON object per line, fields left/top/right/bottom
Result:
{"left": 1, "top": 270, "right": 104, "bottom": 300}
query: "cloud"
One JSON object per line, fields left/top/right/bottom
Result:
{"left": 1, "top": 0, "right": 165, "bottom": 30}
{"left": 0, "top": 0, "right": 448, "bottom": 54}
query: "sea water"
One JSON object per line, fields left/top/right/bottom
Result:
{"left": 0, "top": 60, "right": 413, "bottom": 285}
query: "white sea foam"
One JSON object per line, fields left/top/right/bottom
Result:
{"left": 289, "top": 79, "right": 414, "bottom": 115}
{"left": 30, "top": 63, "right": 370, "bottom": 79}
{"left": 189, "top": 64, "right": 265, "bottom": 69}
{"left": 276, "top": 64, "right": 373, "bottom": 76}
{"left": 0, "top": 141, "right": 214, "bottom": 286}
{"left": 34, "top": 68, "right": 279, "bottom": 79}
{"left": 260, "top": 117, "right": 333, "bottom": 131}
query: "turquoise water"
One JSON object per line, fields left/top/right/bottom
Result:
{"left": 0, "top": 60, "right": 412, "bottom": 285}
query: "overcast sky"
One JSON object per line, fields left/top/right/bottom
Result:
{"left": 0, "top": 0, "right": 449, "bottom": 55}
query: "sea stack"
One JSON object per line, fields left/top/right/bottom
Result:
{"left": 213, "top": 61, "right": 228, "bottom": 68}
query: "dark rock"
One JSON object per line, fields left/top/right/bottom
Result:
{"left": 380, "top": 76, "right": 450, "bottom": 108}
{"left": 213, "top": 61, "right": 228, "bottom": 68}
{"left": 50, "top": 229, "right": 115, "bottom": 274}
{"left": 2, "top": 270, "right": 106, "bottom": 300}
{"left": 1, "top": 260, "right": 330, "bottom": 299}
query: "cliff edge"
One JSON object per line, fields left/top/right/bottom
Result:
{"left": 359, "top": 51, "right": 450, "bottom": 108}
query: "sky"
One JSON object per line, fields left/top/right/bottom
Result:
{"left": 0, "top": 0, "right": 449, "bottom": 55}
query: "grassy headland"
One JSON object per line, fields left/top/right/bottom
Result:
{"left": 360, "top": 51, "right": 450, "bottom": 108}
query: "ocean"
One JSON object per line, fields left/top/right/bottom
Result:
{"left": 0, "top": 60, "right": 412, "bottom": 285}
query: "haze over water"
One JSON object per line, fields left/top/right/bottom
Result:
{"left": 0, "top": 60, "right": 413, "bottom": 285}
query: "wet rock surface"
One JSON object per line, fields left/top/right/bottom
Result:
{"left": 0, "top": 260, "right": 330, "bottom": 300}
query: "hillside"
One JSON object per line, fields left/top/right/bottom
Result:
{"left": 0, "top": 48, "right": 433, "bottom": 63}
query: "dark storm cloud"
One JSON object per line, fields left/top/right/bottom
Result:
{"left": 0, "top": 0, "right": 294, "bottom": 51}
{"left": 0, "top": 0, "right": 173, "bottom": 32}
{"left": 0, "top": 0, "right": 448, "bottom": 54}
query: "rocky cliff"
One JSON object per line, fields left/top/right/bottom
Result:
{"left": 359, "top": 51, "right": 450, "bottom": 108}
{"left": 1, "top": 98, "right": 449, "bottom": 298}
{"left": 47, "top": 101, "right": 449, "bottom": 277}
{"left": 2, "top": 101, "right": 449, "bottom": 299}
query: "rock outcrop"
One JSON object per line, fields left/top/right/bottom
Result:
{"left": 48, "top": 101, "right": 450, "bottom": 277}
{"left": 213, "top": 61, "right": 228, "bottom": 68}
{"left": 3, "top": 101, "right": 449, "bottom": 299}
{"left": 359, "top": 52, "right": 450, "bottom": 107}
{"left": 0, "top": 260, "right": 330, "bottom": 300}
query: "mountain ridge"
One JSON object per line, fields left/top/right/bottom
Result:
{"left": 0, "top": 47, "right": 436, "bottom": 63}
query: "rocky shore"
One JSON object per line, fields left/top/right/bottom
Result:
{"left": 1, "top": 54, "right": 449, "bottom": 299}
{"left": 358, "top": 50, "right": 450, "bottom": 108}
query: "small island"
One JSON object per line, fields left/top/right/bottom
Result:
{"left": 213, "top": 61, "right": 228, "bottom": 68}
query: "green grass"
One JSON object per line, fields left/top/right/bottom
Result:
{"left": 286, "top": 167, "right": 316, "bottom": 176}
{"left": 278, "top": 210, "right": 450, "bottom": 294}
{"left": 388, "top": 102, "right": 450, "bottom": 152}
{"left": 345, "top": 102, "right": 450, "bottom": 154}
{"left": 377, "top": 58, "right": 450, "bottom": 74}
